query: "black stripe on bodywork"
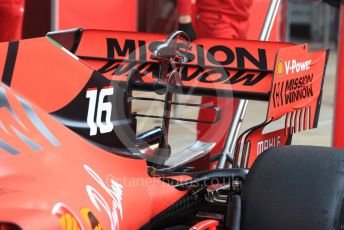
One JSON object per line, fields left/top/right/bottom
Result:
{"left": 1, "top": 41, "right": 19, "bottom": 86}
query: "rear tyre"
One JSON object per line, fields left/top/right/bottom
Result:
{"left": 241, "top": 146, "right": 344, "bottom": 230}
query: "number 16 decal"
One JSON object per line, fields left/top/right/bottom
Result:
{"left": 86, "top": 86, "right": 114, "bottom": 136}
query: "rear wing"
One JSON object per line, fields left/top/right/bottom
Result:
{"left": 64, "top": 29, "right": 328, "bottom": 128}
{"left": 66, "top": 29, "right": 329, "bottom": 165}
{"left": 73, "top": 29, "right": 290, "bottom": 100}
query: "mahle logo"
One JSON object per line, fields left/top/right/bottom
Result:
{"left": 285, "top": 59, "right": 311, "bottom": 75}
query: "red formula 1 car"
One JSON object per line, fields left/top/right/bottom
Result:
{"left": 0, "top": 27, "right": 342, "bottom": 230}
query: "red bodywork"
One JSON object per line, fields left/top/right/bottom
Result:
{"left": 334, "top": 4, "right": 344, "bottom": 148}
{"left": 0, "top": 29, "right": 328, "bottom": 229}
{"left": 0, "top": 85, "right": 186, "bottom": 229}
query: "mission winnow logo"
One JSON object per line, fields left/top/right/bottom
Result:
{"left": 273, "top": 59, "right": 313, "bottom": 108}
